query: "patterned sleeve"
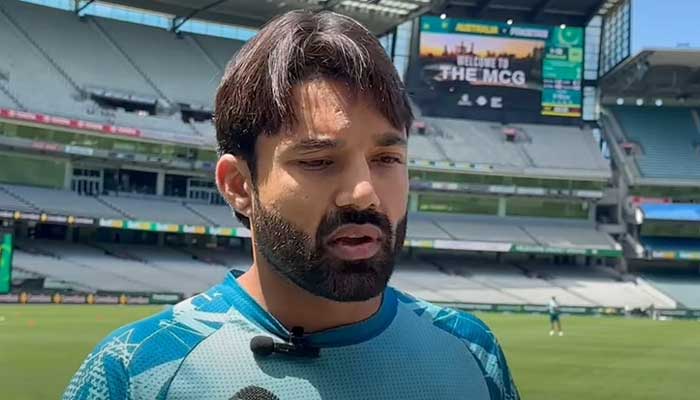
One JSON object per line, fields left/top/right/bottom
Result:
{"left": 461, "top": 314, "right": 520, "bottom": 400}
{"left": 62, "top": 325, "right": 134, "bottom": 400}
{"left": 394, "top": 290, "right": 520, "bottom": 399}
{"left": 433, "top": 308, "right": 520, "bottom": 400}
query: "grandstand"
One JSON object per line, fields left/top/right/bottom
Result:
{"left": 417, "top": 118, "right": 611, "bottom": 179}
{"left": 0, "top": 0, "right": 698, "bottom": 318}
{"left": 12, "top": 239, "right": 238, "bottom": 296}
{"left": 9, "top": 237, "right": 671, "bottom": 308}
{"left": 0, "top": 183, "right": 619, "bottom": 255}
{"left": 595, "top": 48, "right": 700, "bottom": 276}
{"left": 609, "top": 106, "right": 700, "bottom": 180}
{"left": 642, "top": 270, "right": 700, "bottom": 308}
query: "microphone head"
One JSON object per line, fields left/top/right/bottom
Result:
{"left": 250, "top": 335, "right": 275, "bottom": 357}
{"left": 230, "top": 385, "right": 280, "bottom": 400}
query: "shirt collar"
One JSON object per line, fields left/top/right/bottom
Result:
{"left": 221, "top": 271, "right": 398, "bottom": 347}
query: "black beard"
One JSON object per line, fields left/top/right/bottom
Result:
{"left": 251, "top": 199, "right": 407, "bottom": 302}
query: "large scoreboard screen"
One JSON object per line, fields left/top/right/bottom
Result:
{"left": 0, "top": 233, "right": 12, "bottom": 294}
{"left": 411, "top": 16, "right": 583, "bottom": 119}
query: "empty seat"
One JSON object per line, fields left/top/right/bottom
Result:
{"left": 613, "top": 106, "right": 700, "bottom": 179}
{"left": 3, "top": 184, "right": 124, "bottom": 219}
{"left": 100, "top": 195, "right": 209, "bottom": 225}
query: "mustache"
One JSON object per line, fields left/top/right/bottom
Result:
{"left": 316, "top": 208, "right": 394, "bottom": 242}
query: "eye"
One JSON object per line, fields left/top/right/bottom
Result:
{"left": 374, "top": 155, "right": 403, "bottom": 165}
{"left": 298, "top": 159, "right": 333, "bottom": 170}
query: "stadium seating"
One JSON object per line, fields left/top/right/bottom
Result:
{"left": 515, "top": 124, "right": 610, "bottom": 171}
{"left": 0, "top": 185, "right": 36, "bottom": 212}
{"left": 13, "top": 246, "right": 153, "bottom": 293}
{"left": 1, "top": 1, "right": 158, "bottom": 98}
{"left": 643, "top": 271, "right": 700, "bottom": 308}
{"left": 13, "top": 240, "right": 237, "bottom": 296}
{"left": 0, "top": 1, "right": 231, "bottom": 136}
{"left": 180, "top": 245, "right": 252, "bottom": 269}
{"left": 94, "top": 18, "right": 221, "bottom": 107}
{"left": 190, "top": 120, "right": 217, "bottom": 137}
{"left": 0, "top": 89, "right": 18, "bottom": 109}
{"left": 405, "top": 214, "right": 452, "bottom": 239}
{"left": 523, "top": 222, "right": 614, "bottom": 250}
{"left": 524, "top": 263, "right": 675, "bottom": 308}
{"left": 98, "top": 243, "right": 231, "bottom": 294}
{"left": 99, "top": 194, "right": 210, "bottom": 225}
{"left": 407, "top": 135, "right": 445, "bottom": 161}
{"left": 435, "top": 216, "right": 536, "bottom": 244}
{"left": 9, "top": 235, "right": 677, "bottom": 307}
{"left": 420, "top": 117, "right": 610, "bottom": 178}
{"left": 612, "top": 106, "right": 700, "bottom": 179}
{"left": 0, "top": 2, "right": 91, "bottom": 118}
{"left": 0, "top": 183, "right": 620, "bottom": 256}
{"left": 424, "top": 213, "right": 618, "bottom": 252}
{"left": 190, "top": 34, "right": 244, "bottom": 71}
{"left": 2, "top": 184, "right": 124, "bottom": 219}
{"left": 391, "top": 257, "right": 525, "bottom": 304}
{"left": 428, "top": 255, "right": 593, "bottom": 306}
{"left": 111, "top": 110, "right": 196, "bottom": 136}
{"left": 396, "top": 254, "right": 676, "bottom": 308}
{"left": 0, "top": 0, "right": 611, "bottom": 186}
{"left": 185, "top": 202, "right": 243, "bottom": 227}
{"left": 424, "top": 117, "right": 528, "bottom": 168}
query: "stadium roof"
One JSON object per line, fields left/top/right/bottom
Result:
{"left": 99, "top": 0, "right": 434, "bottom": 35}
{"left": 435, "top": 0, "right": 607, "bottom": 27}
{"left": 640, "top": 203, "right": 700, "bottom": 223}
{"left": 96, "top": 0, "right": 609, "bottom": 35}
{"left": 600, "top": 49, "right": 700, "bottom": 106}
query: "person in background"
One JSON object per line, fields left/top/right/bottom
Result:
{"left": 549, "top": 296, "right": 563, "bottom": 336}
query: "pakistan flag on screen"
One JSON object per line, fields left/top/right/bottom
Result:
{"left": 0, "top": 233, "right": 13, "bottom": 294}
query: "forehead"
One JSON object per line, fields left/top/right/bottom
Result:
{"left": 281, "top": 79, "right": 402, "bottom": 142}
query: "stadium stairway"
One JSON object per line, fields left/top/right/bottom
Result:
{"left": 0, "top": 83, "right": 25, "bottom": 110}
{"left": 640, "top": 270, "right": 700, "bottom": 309}
{"left": 611, "top": 106, "right": 700, "bottom": 179}
{"left": 0, "top": 2, "right": 81, "bottom": 94}
{"left": 0, "top": 185, "right": 38, "bottom": 213}
{"left": 177, "top": 245, "right": 252, "bottom": 269}
{"left": 424, "top": 256, "right": 533, "bottom": 304}
{"left": 95, "top": 196, "right": 133, "bottom": 220}
{"left": 182, "top": 203, "right": 218, "bottom": 226}
{"left": 185, "top": 35, "right": 224, "bottom": 75}
{"left": 88, "top": 17, "right": 171, "bottom": 103}
{"left": 511, "top": 262, "right": 598, "bottom": 306}
{"left": 13, "top": 240, "right": 160, "bottom": 293}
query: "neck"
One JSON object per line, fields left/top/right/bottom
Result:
{"left": 237, "top": 259, "right": 383, "bottom": 334}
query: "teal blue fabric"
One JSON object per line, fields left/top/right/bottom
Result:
{"left": 64, "top": 271, "right": 519, "bottom": 400}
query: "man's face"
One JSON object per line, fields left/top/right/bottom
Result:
{"left": 250, "top": 79, "right": 409, "bottom": 302}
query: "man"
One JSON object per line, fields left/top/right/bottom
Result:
{"left": 64, "top": 10, "right": 519, "bottom": 400}
{"left": 549, "top": 296, "right": 563, "bottom": 336}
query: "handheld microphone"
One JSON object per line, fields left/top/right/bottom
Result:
{"left": 230, "top": 385, "right": 280, "bottom": 400}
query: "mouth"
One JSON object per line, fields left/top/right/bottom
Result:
{"left": 325, "top": 224, "right": 383, "bottom": 261}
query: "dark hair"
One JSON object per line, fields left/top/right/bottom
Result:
{"left": 215, "top": 10, "right": 413, "bottom": 228}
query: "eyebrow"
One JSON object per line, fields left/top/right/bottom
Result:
{"left": 290, "top": 138, "right": 344, "bottom": 154}
{"left": 288, "top": 132, "right": 406, "bottom": 154}
{"left": 375, "top": 132, "right": 407, "bottom": 147}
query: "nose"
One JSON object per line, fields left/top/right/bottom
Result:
{"left": 334, "top": 159, "right": 380, "bottom": 211}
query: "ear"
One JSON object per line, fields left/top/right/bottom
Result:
{"left": 216, "top": 154, "right": 253, "bottom": 219}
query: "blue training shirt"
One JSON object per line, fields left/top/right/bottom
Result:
{"left": 63, "top": 271, "right": 519, "bottom": 400}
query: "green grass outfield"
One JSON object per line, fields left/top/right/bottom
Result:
{"left": 0, "top": 305, "right": 698, "bottom": 399}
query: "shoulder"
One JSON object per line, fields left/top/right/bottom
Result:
{"left": 63, "top": 284, "right": 234, "bottom": 400}
{"left": 393, "top": 288, "right": 520, "bottom": 400}
{"left": 394, "top": 288, "right": 495, "bottom": 343}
